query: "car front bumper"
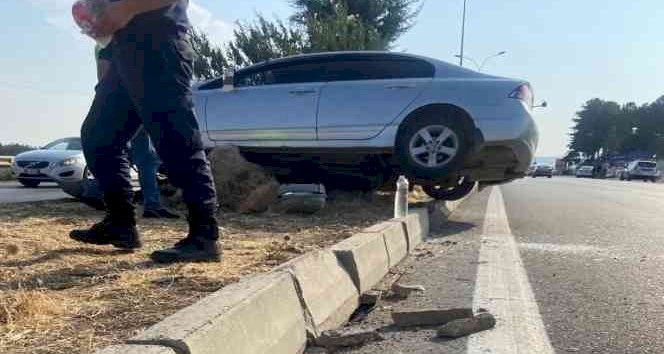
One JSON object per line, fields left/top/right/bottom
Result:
{"left": 12, "top": 163, "right": 86, "bottom": 183}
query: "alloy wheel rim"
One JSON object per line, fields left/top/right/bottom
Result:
{"left": 409, "top": 125, "right": 459, "bottom": 168}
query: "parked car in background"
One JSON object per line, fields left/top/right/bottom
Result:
{"left": 576, "top": 165, "right": 595, "bottom": 178}
{"left": 11, "top": 137, "right": 86, "bottom": 187}
{"left": 532, "top": 164, "right": 553, "bottom": 178}
{"left": 619, "top": 160, "right": 659, "bottom": 182}
{"left": 194, "top": 51, "right": 539, "bottom": 200}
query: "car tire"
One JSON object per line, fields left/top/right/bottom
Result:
{"left": 422, "top": 177, "right": 475, "bottom": 201}
{"left": 396, "top": 114, "right": 471, "bottom": 180}
{"left": 18, "top": 179, "right": 40, "bottom": 188}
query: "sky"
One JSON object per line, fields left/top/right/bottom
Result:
{"left": 1, "top": 0, "right": 663, "bottom": 157}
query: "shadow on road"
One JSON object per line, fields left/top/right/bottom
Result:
{"left": 430, "top": 221, "right": 476, "bottom": 238}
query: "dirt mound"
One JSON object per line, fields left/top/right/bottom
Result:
{"left": 208, "top": 146, "right": 279, "bottom": 213}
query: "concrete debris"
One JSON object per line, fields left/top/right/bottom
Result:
{"left": 273, "top": 184, "right": 327, "bottom": 214}
{"left": 436, "top": 313, "right": 496, "bottom": 338}
{"left": 304, "top": 346, "right": 328, "bottom": 354}
{"left": 314, "top": 327, "right": 383, "bottom": 348}
{"left": 392, "top": 308, "right": 473, "bottom": 327}
{"left": 360, "top": 290, "right": 382, "bottom": 306}
{"left": 391, "top": 283, "right": 426, "bottom": 298}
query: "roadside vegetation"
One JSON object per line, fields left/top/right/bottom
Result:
{"left": 0, "top": 192, "right": 396, "bottom": 354}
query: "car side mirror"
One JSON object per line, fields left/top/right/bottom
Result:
{"left": 222, "top": 70, "right": 235, "bottom": 92}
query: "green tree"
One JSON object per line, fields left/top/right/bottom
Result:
{"left": 291, "top": 0, "right": 421, "bottom": 50}
{"left": 569, "top": 96, "right": 664, "bottom": 160}
{"left": 190, "top": 30, "right": 228, "bottom": 80}
{"left": 227, "top": 15, "right": 306, "bottom": 67}
{"left": 190, "top": 0, "right": 422, "bottom": 78}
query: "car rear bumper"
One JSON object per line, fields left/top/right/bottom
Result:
{"left": 533, "top": 171, "right": 553, "bottom": 176}
{"left": 460, "top": 107, "right": 538, "bottom": 182}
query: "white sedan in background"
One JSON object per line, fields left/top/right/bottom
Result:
{"left": 11, "top": 137, "right": 86, "bottom": 188}
{"left": 193, "top": 51, "right": 540, "bottom": 200}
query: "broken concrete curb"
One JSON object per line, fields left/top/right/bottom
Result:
{"left": 391, "top": 283, "right": 426, "bottom": 298}
{"left": 94, "top": 345, "right": 177, "bottom": 354}
{"left": 332, "top": 232, "right": 390, "bottom": 294}
{"left": 276, "top": 249, "right": 359, "bottom": 337}
{"left": 436, "top": 313, "right": 497, "bottom": 338}
{"left": 95, "top": 189, "right": 474, "bottom": 354}
{"left": 364, "top": 220, "right": 409, "bottom": 268}
{"left": 314, "top": 327, "right": 383, "bottom": 348}
{"left": 131, "top": 271, "right": 307, "bottom": 354}
{"left": 392, "top": 308, "right": 474, "bottom": 327}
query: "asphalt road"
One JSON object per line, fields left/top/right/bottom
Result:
{"left": 340, "top": 177, "right": 664, "bottom": 354}
{"left": 0, "top": 181, "right": 68, "bottom": 204}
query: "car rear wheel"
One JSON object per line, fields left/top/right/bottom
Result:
{"left": 396, "top": 114, "right": 471, "bottom": 180}
{"left": 422, "top": 177, "right": 476, "bottom": 201}
{"left": 18, "top": 179, "right": 40, "bottom": 188}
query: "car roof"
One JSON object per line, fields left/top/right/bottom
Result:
{"left": 234, "top": 51, "right": 488, "bottom": 78}
{"left": 195, "top": 51, "right": 506, "bottom": 90}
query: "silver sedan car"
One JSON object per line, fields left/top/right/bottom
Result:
{"left": 193, "top": 51, "right": 539, "bottom": 200}
{"left": 11, "top": 137, "right": 86, "bottom": 188}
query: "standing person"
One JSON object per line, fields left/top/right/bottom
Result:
{"left": 70, "top": 0, "right": 220, "bottom": 263}
{"left": 95, "top": 44, "right": 179, "bottom": 219}
{"left": 130, "top": 127, "right": 180, "bottom": 219}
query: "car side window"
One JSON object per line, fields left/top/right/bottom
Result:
{"left": 46, "top": 141, "right": 69, "bottom": 150}
{"left": 235, "top": 70, "right": 266, "bottom": 87}
{"left": 323, "top": 58, "right": 435, "bottom": 82}
{"left": 67, "top": 140, "right": 82, "bottom": 150}
{"left": 235, "top": 62, "right": 325, "bottom": 87}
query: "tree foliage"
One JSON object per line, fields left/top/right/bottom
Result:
{"left": 190, "top": 0, "right": 421, "bottom": 78}
{"left": 291, "top": 0, "right": 420, "bottom": 50}
{"left": 0, "top": 143, "right": 35, "bottom": 156}
{"left": 191, "top": 29, "right": 227, "bottom": 80}
{"left": 227, "top": 15, "right": 306, "bottom": 68}
{"left": 569, "top": 96, "right": 664, "bottom": 159}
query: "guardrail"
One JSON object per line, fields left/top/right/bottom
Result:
{"left": 0, "top": 156, "right": 13, "bottom": 168}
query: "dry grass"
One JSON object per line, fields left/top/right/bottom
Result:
{"left": 0, "top": 192, "right": 394, "bottom": 354}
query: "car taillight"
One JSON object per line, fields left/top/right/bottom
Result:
{"left": 509, "top": 83, "right": 534, "bottom": 108}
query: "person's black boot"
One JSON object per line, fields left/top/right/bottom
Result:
{"left": 150, "top": 204, "right": 220, "bottom": 263}
{"left": 70, "top": 193, "right": 141, "bottom": 250}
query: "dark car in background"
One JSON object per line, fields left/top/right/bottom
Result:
{"left": 531, "top": 164, "right": 553, "bottom": 178}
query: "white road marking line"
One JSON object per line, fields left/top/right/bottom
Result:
{"left": 467, "top": 187, "right": 554, "bottom": 354}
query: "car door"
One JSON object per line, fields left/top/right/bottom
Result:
{"left": 316, "top": 55, "right": 434, "bottom": 140}
{"left": 201, "top": 61, "right": 325, "bottom": 142}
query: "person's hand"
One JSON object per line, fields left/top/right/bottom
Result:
{"left": 91, "top": 1, "right": 136, "bottom": 38}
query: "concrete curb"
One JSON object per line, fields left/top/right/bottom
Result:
{"left": 96, "top": 190, "right": 475, "bottom": 354}
{"left": 96, "top": 345, "right": 177, "bottom": 354}
{"left": 275, "top": 249, "right": 359, "bottom": 338}
{"left": 130, "top": 271, "right": 307, "bottom": 354}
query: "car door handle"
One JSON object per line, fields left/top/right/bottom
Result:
{"left": 386, "top": 84, "right": 417, "bottom": 90}
{"left": 289, "top": 89, "right": 318, "bottom": 95}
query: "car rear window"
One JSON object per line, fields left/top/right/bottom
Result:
{"left": 638, "top": 162, "right": 656, "bottom": 168}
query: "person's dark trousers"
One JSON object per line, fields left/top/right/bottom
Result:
{"left": 80, "top": 26, "right": 219, "bottom": 246}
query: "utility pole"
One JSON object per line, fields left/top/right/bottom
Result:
{"left": 459, "top": 0, "right": 467, "bottom": 67}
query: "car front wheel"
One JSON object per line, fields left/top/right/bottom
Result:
{"left": 18, "top": 179, "right": 40, "bottom": 188}
{"left": 396, "top": 114, "right": 471, "bottom": 180}
{"left": 422, "top": 177, "right": 476, "bottom": 201}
